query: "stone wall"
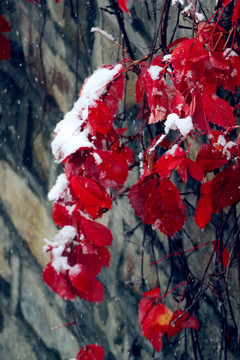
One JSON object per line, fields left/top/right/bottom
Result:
{"left": 0, "top": 1, "right": 239, "bottom": 359}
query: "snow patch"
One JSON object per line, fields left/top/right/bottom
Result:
{"left": 51, "top": 64, "right": 123, "bottom": 162}
{"left": 91, "top": 27, "right": 115, "bottom": 42}
{"left": 165, "top": 113, "right": 193, "bottom": 137}
{"left": 148, "top": 65, "right": 163, "bottom": 80}
{"left": 48, "top": 173, "right": 68, "bottom": 202}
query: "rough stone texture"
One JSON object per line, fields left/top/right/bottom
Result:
{"left": 0, "top": 1, "right": 239, "bottom": 359}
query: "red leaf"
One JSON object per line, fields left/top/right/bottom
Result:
{"left": 103, "top": 73, "right": 124, "bottom": 116}
{"left": 52, "top": 203, "right": 72, "bottom": 227}
{"left": 196, "top": 143, "right": 228, "bottom": 173}
{"left": 203, "top": 94, "right": 235, "bottom": 129}
{"left": 128, "top": 176, "right": 186, "bottom": 237}
{"left": 88, "top": 100, "right": 114, "bottom": 135}
{"left": 42, "top": 262, "right": 75, "bottom": 300}
{"left": 94, "top": 149, "right": 129, "bottom": 187}
{"left": 75, "top": 277, "right": 104, "bottom": 303}
{"left": 232, "top": 0, "right": 240, "bottom": 24}
{"left": 68, "top": 264, "right": 90, "bottom": 294}
{"left": 151, "top": 179, "right": 186, "bottom": 236}
{"left": 0, "top": 34, "right": 11, "bottom": 60}
{"left": 76, "top": 344, "right": 104, "bottom": 360}
{"left": 118, "top": 0, "right": 130, "bottom": 15}
{"left": 81, "top": 216, "right": 112, "bottom": 247}
{"left": 212, "top": 240, "right": 230, "bottom": 267}
{"left": 139, "top": 293, "right": 173, "bottom": 352}
{"left": 186, "top": 158, "right": 204, "bottom": 182}
{"left": 148, "top": 81, "right": 169, "bottom": 123}
{"left": 0, "top": 15, "right": 11, "bottom": 32}
{"left": 167, "top": 310, "right": 199, "bottom": 340}
{"left": 71, "top": 175, "right": 111, "bottom": 217}
{"left": 195, "top": 164, "right": 240, "bottom": 229}
{"left": 142, "top": 287, "right": 161, "bottom": 299}
{"left": 128, "top": 176, "right": 158, "bottom": 224}
{"left": 156, "top": 146, "right": 185, "bottom": 178}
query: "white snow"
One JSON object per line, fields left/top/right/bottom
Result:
{"left": 165, "top": 113, "right": 193, "bottom": 137}
{"left": 93, "top": 152, "right": 102, "bottom": 165}
{"left": 44, "top": 226, "right": 77, "bottom": 274}
{"left": 51, "top": 64, "right": 123, "bottom": 162}
{"left": 172, "top": 0, "right": 185, "bottom": 6}
{"left": 148, "top": 65, "right": 163, "bottom": 80}
{"left": 216, "top": 135, "right": 226, "bottom": 147}
{"left": 48, "top": 173, "right": 68, "bottom": 202}
{"left": 163, "top": 54, "right": 172, "bottom": 62}
{"left": 91, "top": 27, "right": 115, "bottom": 42}
{"left": 224, "top": 48, "right": 237, "bottom": 59}
{"left": 181, "top": 4, "right": 205, "bottom": 23}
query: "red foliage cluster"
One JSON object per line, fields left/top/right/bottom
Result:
{"left": 139, "top": 287, "right": 198, "bottom": 352}
{"left": 2, "top": 0, "right": 238, "bottom": 358}
{"left": 42, "top": 0, "right": 239, "bottom": 356}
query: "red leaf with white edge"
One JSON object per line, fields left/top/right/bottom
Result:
{"left": 76, "top": 344, "right": 104, "bottom": 360}
{"left": 118, "top": 0, "right": 130, "bottom": 15}
{"left": 71, "top": 175, "right": 111, "bottom": 218}
{"left": 0, "top": 34, "right": 11, "bottom": 59}
{"left": 196, "top": 143, "right": 228, "bottom": 173}
{"left": 42, "top": 262, "right": 75, "bottom": 300}
{"left": 139, "top": 294, "right": 173, "bottom": 352}
{"left": 148, "top": 82, "right": 169, "bottom": 124}
{"left": 210, "top": 51, "right": 230, "bottom": 71}
{"left": 103, "top": 74, "right": 124, "bottom": 116}
{"left": 52, "top": 203, "right": 72, "bottom": 227}
{"left": 94, "top": 149, "right": 129, "bottom": 187}
{"left": 0, "top": 15, "right": 11, "bottom": 32}
{"left": 68, "top": 264, "right": 90, "bottom": 294}
{"left": 81, "top": 216, "right": 112, "bottom": 247}
{"left": 88, "top": 100, "right": 114, "bottom": 135}
{"left": 203, "top": 94, "right": 235, "bottom": 129}
{"left": 212, "top": 240, "right": 230, "bottom": 267}
{"left": 167, "top": 310, "right": 199, "bottom": 340}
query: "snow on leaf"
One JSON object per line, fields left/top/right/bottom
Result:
{"left": 76, "top": 344, "right": 104, "bottom": 360}
{"left": 167, "top": 310, "right": 199, "bottom": 339}
{"left": 68, "top": 264, "right": 91, "bottom": 294}
{"left": 42, "top": 262, "right": 75, "bottom": 300}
